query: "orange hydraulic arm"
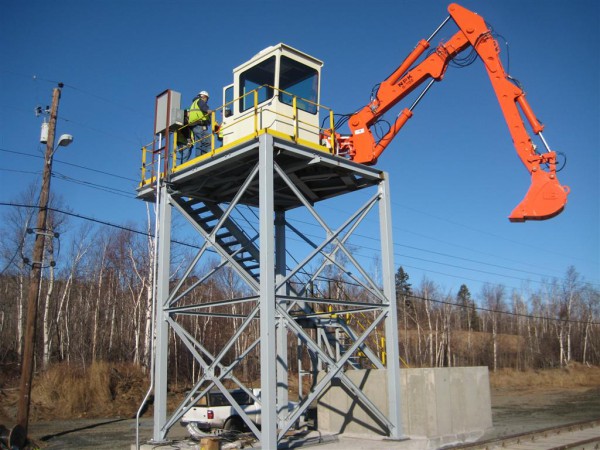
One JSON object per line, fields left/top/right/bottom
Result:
{"left": 337, "top": 3, "right": 569, "bottom": 222}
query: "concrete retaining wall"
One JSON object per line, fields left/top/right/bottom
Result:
{"left": 317, "top": 367, "right": 492, "bottom": 448}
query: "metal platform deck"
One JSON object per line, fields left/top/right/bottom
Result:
{"left": 136, "top": 135, "right": 384, "bottom": 210}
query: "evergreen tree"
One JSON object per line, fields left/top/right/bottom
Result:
{"left": 457, "top": 284, "right": 479, "bottom": 331}
{"left": 395, "top": 266, "right": 413, "bottom": 310}
{"left": 395, "top": 266, "right": 412, "bottom": 296}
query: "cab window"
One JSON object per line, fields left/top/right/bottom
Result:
{"left": 278, "top": 56, "right": 318, "bottom": 114}
{"left": 223, "top": 84, "right": 233, "bottom": 117}
{"left": 239, "top": 56, "right": 275, "bottom": 112}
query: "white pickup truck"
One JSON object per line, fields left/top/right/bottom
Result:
{"left": 181, "top": 388, "right": 262, "bottom": 432}
{"left": 181, "top": 388, "right": 303, "bottom": 434}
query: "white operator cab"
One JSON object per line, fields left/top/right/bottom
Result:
{"left": 220, "top": 43, "right": 324, "bottom": 147}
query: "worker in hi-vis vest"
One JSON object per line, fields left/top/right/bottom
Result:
{"left": 187, "top": 90, "right": 213, "bottom": 159}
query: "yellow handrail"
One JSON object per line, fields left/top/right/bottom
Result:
{"left": 210, "top": 111, "right": 216, "bottom": 157}
{"left": 329, "top": 109, "right": 336, "bottom": 151}
{"left": 253, "top": 90, "right": 259, "bottom": 136}
{"left": 140, "top": 145, "right": 148, "bottom": 183}
{"left": 140, "top": 84, "right": 339, "bottom": 185}
{"left": 292, "top": 96, "right": 298, "bottom": 140}
{"left": 172, "top": 131, "right": 179, "bottom": 169}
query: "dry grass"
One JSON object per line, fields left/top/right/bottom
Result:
{"left": 26, "top": 362, "right": 149, "bottom": 421}
{"left": 490, "top": 363, "right": 600, "bottom": 391}
{"left": 2, "top": 361, "right": 599, "bottom": 423}
{"left": 31, "top": 362, "right": 110, "bottom": 419}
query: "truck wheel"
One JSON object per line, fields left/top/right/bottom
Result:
{"left": 224, "top": 416, "right": 245, "bottom": 432}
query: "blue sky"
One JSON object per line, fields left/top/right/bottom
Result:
{"left": 1, "top": 0, "right": 598, "bottom": 299}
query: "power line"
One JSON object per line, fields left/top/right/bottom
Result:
{"left": 61, "top": 82, "right": 151, "bottom": 120}
{"left": 393, "top": 201, "right": 594, "bottom": 267}
{"left": 288, "top": 214, "right": 561, "bottom": 283}
{"left": 316, "top": 197, "right": 598, "bottom": 288}
{"left": 324, "top": 200, "right": 585, "bottom": 280}
{"left": 57, "top": 115, "right": 142, "bottom": 146}
{"left": 1, "top": 202, "right": 598, "bottom": 327}
{"left": 1, "top": 201, "right": 597, "bottom": 292}
{"left": 4, "top": 145, "right": 594, "bottom": 289}
{"left": 51, "top": 171, "right": 135, "bottom": 198}
{"left": 2, "top": 147, "right": 141, "bottom": 200}
{"left": 236, "top": 211, "right": 599, "bottom": 291}
{"left": 0, "top": 147, "right": 138, "bottom": 182}
{"left": 0, "top": 202, "right": 200, "bottom": 251}
{"left": 0, "top": 168, "right": 41, "bottom": 176}
{"left": 2, "top": 71, "right": 151, "bottom": 120}
{"left": 0, "top": 228, "right": 28, "bottom": 276}
{"left": 406, "top": 292, "right": 600, "bottom": 326}
{"left": 6, "top": 154, "right": 529, "bottom": 284}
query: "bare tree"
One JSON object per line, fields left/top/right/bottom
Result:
{"left": 558, "top": 267, "right": 582, "bottom": 366}
{"left": 413, "top": 277, "right": 440, "bottom": 367}
{"left": 44, "top": 225, "right": 92, "bottom": 366}
{"left": 581, "top": 285, "right": 599, "bottom": 364}
{"left": 481, "top": 283, "right": 506, "bottom": 372}
{"left": 0, "top": 187, "right": 39, "bottom": 360}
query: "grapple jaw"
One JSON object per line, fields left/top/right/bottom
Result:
{"left": 509, "top": 170, "right": 569, "bottom": 222}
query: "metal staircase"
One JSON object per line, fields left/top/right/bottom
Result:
{"left": 175, "top": 196, "right": 261, "bottom": 282}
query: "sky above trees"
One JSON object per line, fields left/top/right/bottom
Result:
{"left": 1, "top": 0, "right": 598, "bottom": 297}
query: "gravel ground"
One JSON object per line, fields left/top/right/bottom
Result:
{"left": 482, "top": 387, "right": 600, "bottom": 439}
{"left": 21, "top": 387, "right": 600, "bottom": 449}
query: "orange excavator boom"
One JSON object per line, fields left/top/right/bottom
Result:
{"left": 337, "top": 3, "right": 569, "bottom": 222}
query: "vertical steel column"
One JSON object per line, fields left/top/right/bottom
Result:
{"left": 379, "top": 173, "right": 404, "bottom": 439}
{"left": 153, "top": 182, "right": 172, "bottom": 443}
{"left": 275, "top": 210, "right": 289, "bottom": 415}
{"left": 259, "top": 134, "right": 277, "bottom": 448}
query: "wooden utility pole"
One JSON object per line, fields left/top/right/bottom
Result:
{"left": 17, "top": 83, "right": 62, "bottom": 434}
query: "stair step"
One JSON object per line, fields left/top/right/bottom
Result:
{"left": 176, "top": 197, "right": 261, "bottom": 281}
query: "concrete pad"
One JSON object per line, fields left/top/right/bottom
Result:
{"left": 317, "top": 367, "right": 492, "bottom": 447}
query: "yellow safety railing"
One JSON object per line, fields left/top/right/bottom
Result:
{"left": 310, "top": 284, "right": 410, "bottom": 369}
{"left": 139, "top": 139, "right": 161, "bottom": 188}
{"left": 140, "top": 144, "right": 148, "bottom": 183}
{"left": 140, "top": 85, "right": 339, "bottom": 186}
{"left": 253, "top": 89, "right": 259, "bottom": 137}
{"left": 344, "top": 309, "right": 410, "bottom": 368}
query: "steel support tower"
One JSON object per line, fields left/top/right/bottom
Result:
{"left": 138, "top": 133, "right": 403, "bottom": 448}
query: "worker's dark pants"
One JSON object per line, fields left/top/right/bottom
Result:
{"left": 192, "top": 124, "right": 210, "bottom": 157}
{"left": 178, "top": 143, "right": 191, "bottom": 164}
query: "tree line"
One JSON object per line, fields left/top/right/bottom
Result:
{"left": 0, "top": 197, "right": 599, "bottom": 385}
{"left": 394, "top": 266, "right": 600, "bottom": 370}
